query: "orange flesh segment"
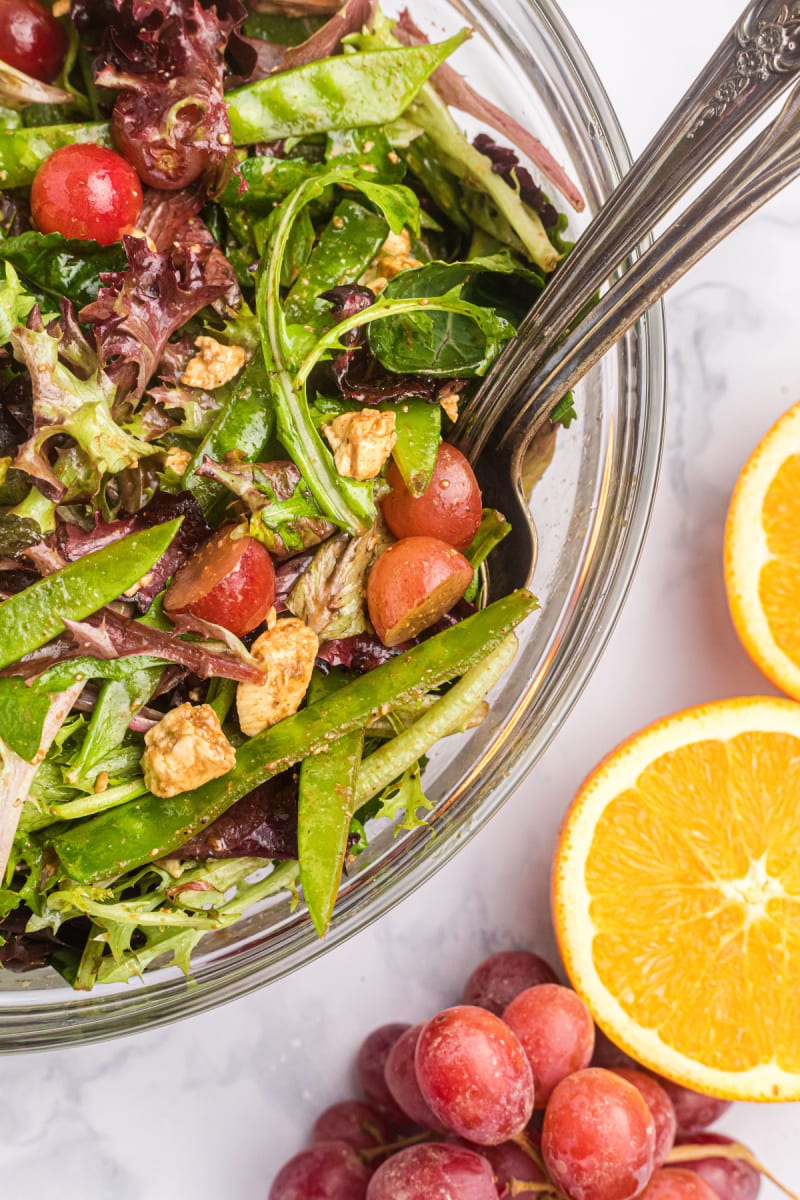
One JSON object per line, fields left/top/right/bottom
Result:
{"left": 583, "top": 730, "right": 800, "bottom": 1075}
{"left": 759, "top": 455, "right": 800, "bottom": 664}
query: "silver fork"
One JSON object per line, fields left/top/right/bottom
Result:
{"left": 452, "top": 0, "right": 800, "bottom": 595}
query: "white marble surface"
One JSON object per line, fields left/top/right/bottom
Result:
{"left": 3, "top": 0, "right": 800, "bottom": 1194}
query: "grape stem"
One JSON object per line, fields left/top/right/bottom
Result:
{"left": 360, "top": 1130, "right": 433, "bottom": 1164}
{"left": 509, "top": 1133, "right": 569, "bottom": 1200}
{"left": 506, "top": 1185, "right": 560, "bottom": 1197}
{"left": 510, "top": 1131, "right": 546, "bottom": 1172}
{"left": 667, "top": 1141, "right": 799, "bottom": 1200}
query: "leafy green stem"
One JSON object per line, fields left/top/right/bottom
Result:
{"left": 48, "top": 778, "right": 149, "bottom": 823}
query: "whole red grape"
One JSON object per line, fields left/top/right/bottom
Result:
{"left": 612, "top": 1069, "right": 677, "bottom": 1167}
{"left": 479, "top": 1140, "right": 545, "bottom": 1196}
{"left": 463, "top": 950, "right": 559, "bottom": 1015}
{"left": 641, "top": 1168, "right": 720, "bottom": 1200}
{"left": 356, "top": 1023, "right": 413, "bottom": 1126}
{"left": 269, "top": 1141, "right": 371, "bottom": 1200}
{"left": 653, "top": 1078, "right": 731, "bottom": 1136}
{"left": 0, "top": 0, "right": 66, "bottom": 81}
{"left": 591, "top": 1028, "right": 639, "bottom": 1070}
{"left": 674, "top": 1133, "right": 761, "bottom": 1200}
{"left": 384, "top": 1023, "right": 444, "bottom": 1130}
{"left": 415, "top": 1005, "right": 534, "bottom": 1144}
{"left": 312, "top": 1102, "right": 391, "bottom": 1153}
{"left": 366, "top": 1143, "right": 497, "bottom": 1200}
{"left": 541, "top": 1068, "right": 656, "bottom": 1200}
{"left": 503, "top": 984, "right": 595, "bottom": 1105}
{"left": 31, "top": 144, "right": 142, "bottom": 245}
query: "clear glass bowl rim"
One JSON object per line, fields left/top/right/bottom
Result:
{"left": 0, "top": 0, "right": 667, "bottom": 1051}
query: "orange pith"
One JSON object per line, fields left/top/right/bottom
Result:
{"left": 725, "top": 401, "right": 800, "bottom": 698}
{"left": 553, "top": 697, "right": 800, "bottom": 1101}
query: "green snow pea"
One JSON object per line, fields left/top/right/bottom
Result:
{"left": 284, "top": 198, "right": 388, "bottom": 327}
{"left": 184, "top": 355, "right": 275, "bottom": 514}
{"left": 0, "top": 121, "right": 111, "bottom": 189}
{"left": 464, "top": 509, "right": 513, "bottom": 603}
{"left": 221, "top": 129, "right": 404, "bottom": 214}
{"left": 226, "top": 35, "right": 468, "bottom": 146}
{"left": 298, "top": 669, "right": 364, "bottom": 937}
{"left": 325, "top": 127, "right": 406, "bottom": 184}
{"left": 386, "top": 397, "right": 441, "bottom": 497}
{"left": 0, "top": 519, "right": 181, "bottom": 671}
{"left": 51, "top": 588, "right": 537, "bottom": 883}
{"left": 220, "top": 155, "right": 330, "bottom": 213}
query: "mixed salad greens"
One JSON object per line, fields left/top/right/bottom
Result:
{"left": 0, "top": 0, "right": 582, "bottom": 988}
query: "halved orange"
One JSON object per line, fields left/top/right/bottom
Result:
{"left": 725, "top": 401, "right": 800, "bottom": 698}
{"left": 553, "top": 697, "right": 800, "bottom": 1101}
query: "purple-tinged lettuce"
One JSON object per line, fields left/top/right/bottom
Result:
{"left": 230, "top": 0, "right": 376, "bottom": 84}
{"left": 80, "top": 231, "right": 240, "bottom": 403}
{"left": 395, "top": 8, "right": 584, "bottom": 214}
{"left": 62, "top": 608, "right": 265, "bottom": 683}
{"left": 87, "top": 0, "right": 243, "bottom": 191}
{"left": 175, "top": 772, "right": 298, "bottom": 860}
{"left": 196, "top": 457, "right": 335, "bottom": 557}
{"left": 10, "top": 306, "right": 156, "bottom": 502}
{"left": 57, "top": 491, "right": 210, "bottom": 611}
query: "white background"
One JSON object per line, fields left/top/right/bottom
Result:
{"left": 2, "top": 0, "right": 800, "bottom": 1194}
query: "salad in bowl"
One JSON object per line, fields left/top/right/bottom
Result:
{"left": 0, "top": 0, "right": 586, "bottom": 991}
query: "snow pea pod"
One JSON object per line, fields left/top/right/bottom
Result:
{"left": 184, "top": 356, "right": 274, "bottom": 514}
{"left": 226, "top": 35, "right": 468, "bottom": 146}
{"left": 284, "top": 198, "right": 388, "bottom": 327}
{"left": 0, "top": 519, "right": 181, "bottom": 671}
{"left": 298, "top": 669, "right": 364, "bottom": 937}
{"left": 387, "top": 397, "right": 442, "bottom": 497}
{"left": 0, "top": 121, "right": 111, "bottom": 188}
{"left": 51, "top": 588, "right": 536, "bottom": 883}
{"left": 220, "top": 155, "right": 329, "bottom": 213}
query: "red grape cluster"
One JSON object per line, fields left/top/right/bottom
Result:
{"left": 269, "top": 950, "right": 768, "bottom": 1200}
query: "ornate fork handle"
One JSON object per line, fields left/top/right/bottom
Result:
{"left": 499, "top": 78, "right": 800, "bottom": 457}
{"left": 455, "top": 0, "right": 800, "bottom": 459}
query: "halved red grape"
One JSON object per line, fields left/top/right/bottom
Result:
{"left": 415, "top": 1005, "right": 534, "bottom": 1145}
{"left": 503, "top": 984, "right": 595, "bottom": 1106}
{"left": 381, "top": 443, "right": 483, "bottom": 550}
{"left": 269, "top": 1141, "right": 371, "bottom": 1200}
{"left": 641, "top": 1168, "right": 720, "bottom": 1200}
{"left": 0, "top": 0, "right": 66, "bottom": 81}
{"left": 674, "top": 1133, "right": 761, "bottom": 1200}
{"left": 541, "top": 1068, "right": 656, "bottom": 1200}
{"left": 366, "top": 536, "right": 473, "bottom": 647}
{"left": 31, "top": 143, "right": 143, "bottom": 245}
{"left": 654, "top": 1078, "right": 731, "bottom": 1136}
{"left": 164, "top": 528, "right": 275, "bottom": 637}
{"left": 384, "top": 1023, "right": 444, "bottom": 1130}
{"left": 462, "top": 950, "right": 559, "bottom": 1016}
{"left": 366, "top": 1143, "right": 497, "bottom": 1200}
{"left": 312, "top": 1101, "right": 391, "bottom": 1154}
{"left": 612, "top": 1069, "right": 677, "bottom": 1167}
{"left": 356, "top": 1023, "right": 413, "bottom": 1126}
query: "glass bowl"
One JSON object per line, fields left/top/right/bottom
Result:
{"left": 0, "top": 0, "right": 666, "bottom": 1050}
